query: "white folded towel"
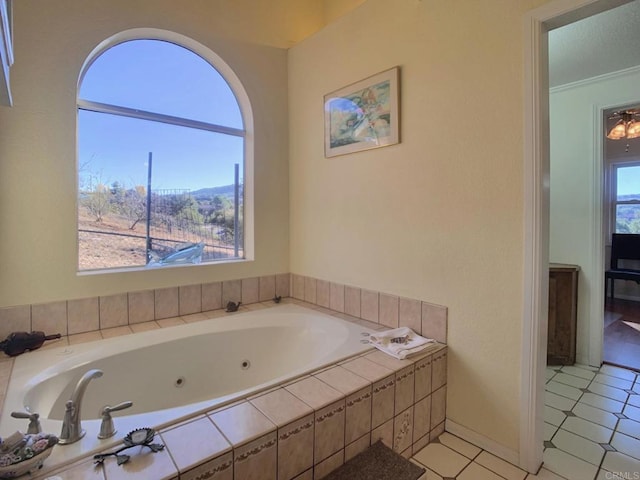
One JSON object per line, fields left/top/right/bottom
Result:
{"left": 368, "top": 327, "right": 435, "bottom": 360}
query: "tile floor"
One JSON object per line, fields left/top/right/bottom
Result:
{"left": 409, "top": 362, "right": 640, "bottom": 480}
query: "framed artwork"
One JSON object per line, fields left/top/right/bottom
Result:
{"left": 324, "top": 67, "right": 399, "bottom": 158}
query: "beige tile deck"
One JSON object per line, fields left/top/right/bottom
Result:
{"left": 284, "top": 375, "right": 343, "bottom": 410}
{"left": 209, "top": 401, "right": 276, "bottom": 447}
{"left": 249, "top": 388, "right": 313, "bottom": 427}
{"left": 160, "top": 416, "right": 231, "bottom": 473}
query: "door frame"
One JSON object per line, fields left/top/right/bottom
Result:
{"left": 520, "top": 0, "right": 631, "bottom": 471}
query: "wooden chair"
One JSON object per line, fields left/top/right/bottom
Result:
{"left": 605, "top": 233, "right": 640, "bottom": 299}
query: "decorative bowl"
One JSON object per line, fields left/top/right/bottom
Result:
{"left": 0, "top": 447, "right": 54, "bottom": 479}
{"left": 0, "top": 432, "right": 58, "bottom": 479}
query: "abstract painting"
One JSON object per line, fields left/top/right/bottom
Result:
{"left": 324, "top": 67, "right": 399, "bottom": 157}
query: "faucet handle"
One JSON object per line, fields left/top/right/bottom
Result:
{"left": 11, "top": 411, "right": 41, "bottom": 434}
{"left": 105, "top": 401, "right": 133, "bottom": 414}
{"left": 98, "top": 401, "right": 133, "bottom": 439}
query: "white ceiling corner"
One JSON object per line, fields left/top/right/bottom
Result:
{"left": 548, "top": 0, "right": 640, "bottom": 88}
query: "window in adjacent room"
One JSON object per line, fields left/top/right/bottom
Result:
{"left": 611, "top": 162, "right": 640, "bottom": 234}
{"left": 77, "top": 37, "right": 249, "bottom": 271}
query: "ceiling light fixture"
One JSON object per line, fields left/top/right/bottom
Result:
{"left": 606, "top": 110, "right": 640, "bottom": 140}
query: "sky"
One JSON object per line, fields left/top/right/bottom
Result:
{"left": 78, "top": 39, "right": 244, "bottom": 191}
{"left": 617, "top": 164, "right": 640, "bottom": 199}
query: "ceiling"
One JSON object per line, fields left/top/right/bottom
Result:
{"left": 548, "top": 0, "right": 640, "bottom": 88}
{"left": 549, "top": 0, "right": 640, "bottom": 157}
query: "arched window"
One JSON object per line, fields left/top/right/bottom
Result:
{"left": 77, "top": 33, "right": 250, "bottom": 271}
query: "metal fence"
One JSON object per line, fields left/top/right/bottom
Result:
{"left": 78, "top": 185, "right": 243, "bottom": 269}
{"left": 146, "top": 188, "right": 241, "bottom": 262}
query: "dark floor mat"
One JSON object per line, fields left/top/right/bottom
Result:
{"left": 323, "top": 441, "right": 425, "bottom": 480}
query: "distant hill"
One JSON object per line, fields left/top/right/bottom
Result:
{"left": 191, "top": 185, "right": 241, "bottom": 199}
{"left": 619, "top": 194, "right": 640, "bottom": 201}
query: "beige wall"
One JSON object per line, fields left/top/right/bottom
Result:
{"left": 289, "top": 0, "right": 548, "bottom": 452}
{"left": 0, "top": 0, "right": 292, "bottom": 306}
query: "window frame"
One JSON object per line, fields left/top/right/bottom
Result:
{"left": 76, "top": 29, "right": 254, "bottom": 273}
{"left": 608, "top": 160, "right": 640, "bottom": 240}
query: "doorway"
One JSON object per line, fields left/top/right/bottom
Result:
{"left": 522, "top": 0, "right": 636, "bottom": 473}
{"left": 603, "top": 110, "right": 640, "bottom": 371}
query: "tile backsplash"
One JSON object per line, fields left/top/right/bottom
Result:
{"left": 0, "top": 274, "right": 291, "bottom": 340}
{"left": 0, "top": 272, "right": 447, "bottom": 344}
{"left": 290, "top": 274, "right": 447, "bottom": 343}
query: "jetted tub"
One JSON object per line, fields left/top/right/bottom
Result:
{"left": 0, "top": 303, "right": 375, "bottom": 469}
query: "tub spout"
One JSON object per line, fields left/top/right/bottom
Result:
{"left": 59, "top": 368, "right": 103, "bottom": 445}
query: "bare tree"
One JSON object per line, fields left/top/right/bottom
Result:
{"left": 83, "top": 183, "right": 111, "bottom": 223}
{"left": 119, "top": 185, "right": 147, "bottom": 230}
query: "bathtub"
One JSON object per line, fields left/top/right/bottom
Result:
{"left": 0, "top": 303, "right": 375, "bottom": 470}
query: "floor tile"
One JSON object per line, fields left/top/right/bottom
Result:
{"left": 572, "top": 364, "right": 600, "bottom": 372}
{"left": 578, "top": 393, "right": 624, "bottom": 413}
{"left": 474, "top": 451, "right": 527, "bottom": 480}
{"left": 545, "top": 392, "right": 577, "bottom": 412}
{"left": 623, "top": 404, "right": 640, "bottom": 422}
{"left": 628, "top": 394, "right": 640, "bottom": 408}
{"left": 599, "top": 364, "right": 637, "bottom": 382}
{"left": 593, "top": 373, "right": 633, "bottom": 390}
{"left": 560, "top": 366, "right": 596, "bottom": 380}
{"left": 551, "top": 429, "right": 605, "bottom": 466}
{"left": 525, "top": 467, "right": 566, "bottom": 479}
{"left": 610, "top": 431, "right": 640, "bottom": 461}
{"left": 561, "top": 416, "right": 613, "bottom": 444}
{"left": 544, "top": 423, "right": 558, "bottom": 442}
{"left": 544, "top": 406, "right": 567, "bottom": 427}
{"left": 616, "top": 418, "right": 640, "bottom": 439}
{"left": 546, "top": 381, "right": 584, "bottom": 401}
{"left": 410, "top": 361, "right": 640, "bottom": 480}
{"left": 437, "top": 432, "right": 481, "bottom": 460}
{"left": 542, "top": 448, "right": 598, "bottom": 480}
{"left": 458, "top": 461, "right": 505, "bottom": 480}
{"left": 412, "top": 443, "right": 471, "bottom": 478}
{"left": 551, "top": 373, "right": 590, "bottom": 389}
{"left": 409, "top": 460, "right": 443, "bottom": 480}
{"left": 571, "top": 402, "right": 619, "bottom": 430}
{"left": 586, "top": 381, "right": 629, "bottom": 403}
{"left": 601, "top": 451, "right": 640, "bottom": 477}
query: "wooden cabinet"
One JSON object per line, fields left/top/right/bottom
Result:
{"left": 547, "top": 264, "right": 579, "bottom": 365}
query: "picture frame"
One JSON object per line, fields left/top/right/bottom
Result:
{"left": 324, "top": 66, "right": 399, "bottom": 158}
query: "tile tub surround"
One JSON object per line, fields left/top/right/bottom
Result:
{"left": 0, "top": 293, "right": 444, "bottom": 417}
{"left": 0, "top": 272, "right": 449, "bottom": 478}
{"left": 33, "top": 344, "right": 447, "bottom": 480}
{"left": 0, "top": 273, "right": 446, "bottom": 344}
{"left": 0, "top": 273, "right": 292, "bottom": 340}
{"left": 290, "top": 274, "right": 447, "bottom": 344}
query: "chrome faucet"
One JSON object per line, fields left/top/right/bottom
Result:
{"left": 59, "top": 369, "right": 103, "bottom": 445}
{"left": 98, "top": 401, "right": 133, "bottom": 439}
